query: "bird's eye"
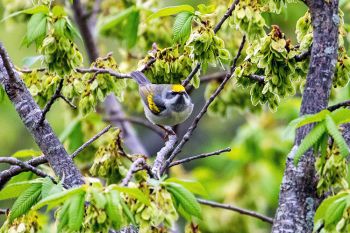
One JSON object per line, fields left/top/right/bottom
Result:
{"left": 166, "top": 91, "right": 176, "bottom": 99}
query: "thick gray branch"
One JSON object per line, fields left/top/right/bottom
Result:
{"left": 272, "top": 1, "right": 339, "bottom": 232}
{"left": 0, "top": 43, "right": 84, "bottom": 188}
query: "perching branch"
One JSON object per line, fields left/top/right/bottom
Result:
{"left": 152, "top": 127, "right": 177, "bottom": 178}
{"left": 181, "top": 0, "right": 240, "bottom": 87}
{"left": 71, "top": 125, "right": 113, "bottom": 159}
{"left": 160, "top": 35, "right": 246, "bottom": 175}
{"left": 169, "top": 147, "right": 231, "bottom": 167}
{"left": 0, "top": 43, "right": 84, "bottom": 189}
{"left": 0, "top": 157, "right": 56, "bottom": 183}
{"left": 197, "top": 198, "right": 274, "bottom": 224}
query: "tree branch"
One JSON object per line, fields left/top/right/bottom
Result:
{"left": 75, "top": 67, "right": 132, "bottom": 79}
{"left": 0, "top": 43, "right": 84, "bottom": 189}
{"left": 38, "top": 78, "right": 64, "bottom": 125}
{"left": 272, "top": 1, "right": 340, "bottom": 232}
{"left": 160, "top": 35, "right": 246, "bottom": 175}
{"left": 181, "top": 0, "right": 240, "bottom": 87}
{"left": 0, "top": 157, "right": 56, "bottom": 183}
{"left": 169, "top": 147, "right": 231, "bottom": 167}
{"left": 327, "top": 99, "right": 350, "bottom": 112}
{"left": 121, "top": 157, "right": 150, "bottom": 186}
{"left": 197, "top": 198, "right": 274, "bottom": 224}
{"left": 71, "top": 125, "right": 112, "bottom": 159}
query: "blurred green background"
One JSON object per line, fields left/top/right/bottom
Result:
{"left": 0, "top": 0, "right": 349, "bottom": 232}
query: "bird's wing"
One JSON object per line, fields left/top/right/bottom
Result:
{"left": 139, "top": 85, "right": 166, "bottom": 115}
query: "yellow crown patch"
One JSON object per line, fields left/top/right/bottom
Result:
{"left": 171, "top": 84, "right": 185, "bottom": 93}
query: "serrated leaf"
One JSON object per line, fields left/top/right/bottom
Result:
{"left": 125, "top": 10, "right": 140, "bottom": 48}
{"left": 1, "top": 5, "right": 49, "bottom": 22}
{"left": 111, "top": 186, "right": 150, "bottom": 206}
{"left": 9, "top": 183, "right": 42, "bottom": 221}
{"left": 294, "top": 122, "right": 326, "bottom": 166}
{"left": 165, "top": 178, "right": 207, "bottom": 196}
{"left": 324, "top": 197, "right": 347, "bottom": 228}
{"left": 32, "top": 185, "right": 86, "bottom": 210}
{"left": 26, "top": 13, "right": 47, "bottom": 47}
{"left": 66, "top": 18, "right": 82, "bottom": 41}
{"left": 0, "top": 179, "right": 43, "bottom": 200}
{"left": 12, "top": 149, "right": 41, "bottom": 158}
{"left": 165, "top": 183, "right": 201, "bottom": 218}
{"left": 285, "top": 110, "right": 330, "bottom": 139}
{"left": 315, "top": 192, "right": 349, "bottom": 223}
{"left": 331, "top": 108, "right": 350, "bottom": 125}
{"left": 91, "top": 189, "right": 107, "bottom": 209}
{"left": 173, "top": 12, "right": 194, "bottom": 44}
{"left": 148, "top": 5, "right": 195, "bottom": 20}
{"left": 54, "top": 18, "right": 66, "bottom": 37}
{"left": 99, "top": 7, "right": 135, "bottom": 34}
{"left": 52, "top": 5, "right": 66, "bottom": 17}
{"left": 106, "top": 190, "right": 123, "bottom": 230}
{"left": 325, "top": 115, "right": 350, "bottom": 158}
{"left": 68, "top": 192, "right": 85, "bottom": 231}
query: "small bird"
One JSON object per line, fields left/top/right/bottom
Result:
{"left": 130, "top": 71, "right": 193, "bottom": 127}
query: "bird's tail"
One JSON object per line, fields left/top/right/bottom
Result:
{"left": 130, "top": 71, "right": 151, "bottom": 85}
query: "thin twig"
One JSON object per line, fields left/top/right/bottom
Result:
{"left": 181, "top": 0, "right": 240, "bottom": 87}
{"left": 249, "top": 74, "right": 265, "bottom": 83}
{"left": 105, "top": 116, "right": 164, "bottom": 137}
{"left": 58, "top": 94, "right": 77, "bottom": 109}
{"left": 71, "top": 125, "right": 112, "bottom": 158}
{"left": 75, "top": 67, "right": 132, "bottom": 79}
{"left": 38, "top": 79, "right": 64, "bottom": 125}
{"left": 0, "top": 157, "right": 56, "bottom": 183}
{"left": 17, "top": 67, "right": 46, "bottom": 73}
{"left": 121, "top": 157, "right": 149, "bottom": 186}
{"left": 160, "top": 35, "right": 246, "bottom": 175}
{"left": 197, "top": 198, "right": 274, "bottom": 224}
{"left": 327, "top": 100, "right": 350, "bottom": 112}
{"left": 169, "top": 147, "right": 231, "bottom": 167}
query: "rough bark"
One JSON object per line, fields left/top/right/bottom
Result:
{"left": 272, "top": 1, "right": 339, "bottom": 232}
{"left": 0, "top": 43, "right": 84, "bottom": 188}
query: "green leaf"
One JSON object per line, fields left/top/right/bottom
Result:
{"left": 9, "top": 183, "right": 42, "bottom": 221}
{"left": 106, "top": 190, "right": 123, "bottom": 230}
{"left": 66, "top": 18, "right": 82, "bottom": 41}
{"left": 99, "top": 7, "right": 135, "bottom": 34}
{"left": 325, "top": 196, "right": 348, "bottom": 228}
{"left": 125, "top": 10, "right": 140, "bottom": 48}
{"left": 0, "top": 179, "right": 42, "bottom": 200}
{"left": 57, "top": 201, "right": 70, "bottom": 232}
{"left": 314, "top": 192, "right": 349, "bottom": 225}
{"left": 91, "top": 189, "right": 107, "bottom": 209}
{"left": 1, "top": 5, "right": 49, "bottom": 22}
{"left": 111, "top": 186, "right": 150, "bottom": 206}
{"left": 325, "top": 115, "right": 350, "bottom": 158}
{"left": 26, "top": 13, "right": 47, "bottom": 47}
{"left": 32, "top": 185, "right": 86, "bottom": 210}
{"left": 294, "top": 122, "right": 326, "bottom": 166}
{"left": 165, "top": 178, "right": 207, "bottom": 196}
{"left": 54, "top": 18, "right": 67, "bottom": 37}
{"left": 68, "top": 192, "right": 85, "bottom": 231}
{"left": 197, "top": 4, "right": 216, "bottom": 14}
{"left": 165, "top": 183, "right": 202, "bottom": 218}
{"left": 41, "top": 177, "right": 63, "bottom": 199}
{"left": 285, "top": 110, "right": 330, "bottom": 134}
{"left": 148, "top": 5, "right": 195, "bottom": 20}
{"left": 173, "top": 12, "right": 194, "bottom": 44}
{"left": 331, "top": 108, "right": 350, "bottom": 125}
{"left": 52, "top": 5, "right": 66, "bottom": 17}
{"left": 12, "top": 149, "right": 41, "bottom": 158}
